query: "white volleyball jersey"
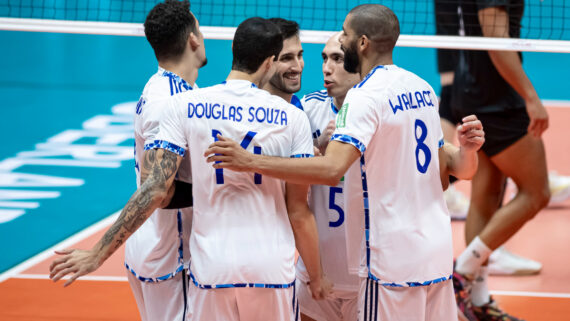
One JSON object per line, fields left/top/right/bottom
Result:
{"left": 125, "top": 67, "right": 193, "bottom": 281}
{"left": 332, "top": 65, "right": 453, "bottom": 287}
{"left": 296, "top": 90, "right": 360, "bottom": 291}
{"left": 151, "top": 79, "right": 314, "bottom": 287}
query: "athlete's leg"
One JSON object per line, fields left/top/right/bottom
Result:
{"left": 479, "top": 134, "right": 550, "bottom": 249}
{"left": 464, "top": 150, "right": 506, "bottom": 246}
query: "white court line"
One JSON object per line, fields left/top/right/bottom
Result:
{"left": 9, "top": 273, "right": 570, "bottom": 299}
{"left": 543, "top": 99, "right": 570, "bottom": 108}
{"left": 13, "top": 273, "right": 127, "bottom": 282}
{"left": 0, "top": 211, "right": 119, "bottom": 283}
{"left": 491, "top": 290, "right": 570, "bottom": 299}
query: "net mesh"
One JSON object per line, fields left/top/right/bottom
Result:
{"left": 1, "top": 0, "right": 569, "bottom": 40}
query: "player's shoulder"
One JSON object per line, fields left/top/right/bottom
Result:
{"left": 301, "top": 89, "right": 331, "bottom": 111}
{"left": 142, "top": 71, "right": 172, "bottom": 101}
{"left": 302, "top": 89, "right": 329, "bottom": 103}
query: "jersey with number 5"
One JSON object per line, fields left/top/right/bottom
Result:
{"left": 151, "top": 79, "right": 314, "bottom": 288}
{"left": 296, "top": 90, "right": 360, "bottom": 291}
{"left": 332, "top": 65, "right": 452, "bottom": 286}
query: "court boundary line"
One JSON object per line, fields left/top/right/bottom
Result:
{"left": 12, "top": 274, "right": 127, "bottom": 282}
{"left": 0, "top": 211, "right": 119, "bottom": 283}
{"left": 7, "top": 272, "right": 570, "bottom": 299}
{"left": 544, "top": 100, "right": 570, "bottom": 108}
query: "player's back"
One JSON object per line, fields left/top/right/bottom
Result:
{"left": 338, "top": 65, "right": 452, "bottom": 285}
{"left": 159, "top": 79, "right": 313, "bottom": 288}
{"left": 126, "top": 67, "right": 193, "bottom": 280}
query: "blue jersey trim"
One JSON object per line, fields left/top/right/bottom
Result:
{"left": 290, "top": 95, "right": 304, "bottom": 111}
{"left": 125, "top": 262, "right": 185, "bottom": 283}
{"left": 438, "top": 138, "right": 445, "bottom": 148}
{"left": 290, "top": 153, "right": 314, "bottom": 158}
{"left": 305, "top": 96, "right": 326, "bottom": 102}
{"left": 330, "top": 100, "right": 339, "bottom": 114}
{"left": 124, "top": 209, "right": 187, "bottom": 283}
{"left": 331, "top": 134, "right": 366, "bottom": 154}
{"left": 304, "top": 90, "right": 328, "bottom": 99}
{"left": 162, "top": 70, "right": 192, "bottom": 96}
{"left": 189, "top": 270, "right": 296, "bottom": 289}
{"left": 145, "top": 140, "right": 186, "bottom": 157}
{"left": 354, "top": 65, "right": 384, "bottom": 88}
{"left": 367, "top": 274, "right": 453, "bottom": 288}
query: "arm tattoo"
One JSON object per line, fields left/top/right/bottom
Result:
{"left": 96, "top": 149, "right": 179, "bottom": 260}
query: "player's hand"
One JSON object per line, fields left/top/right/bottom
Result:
{"left": 457, "top": 115, "right": 484, "bottom": 152}
{"left": 49, "top": 248, "right": 101, "bottom": 287}
{"left": 525, "top": 97, "right": 549, "bottom": 137}
{"left": 313, "top": 146, "right": 322, "bottom": 157}
{"left": 204, "top": 134, "right": 254, "bottom": 172}
{"left": 308, "top": 275, "right": 334, "bottom": 300}
{"left": 316, "top": 120, "right": 336, "bottom": 154}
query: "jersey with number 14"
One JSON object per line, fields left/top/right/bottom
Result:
{"left": 296, "top": 90, "right": 359, "bottom": 291}
{"left": 332, "top": 65, "right": 453, "bottom": 286}
{"left": 152, "top": 79, "right": 314, "bottom": 287}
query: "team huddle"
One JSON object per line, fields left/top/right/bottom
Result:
{"left": 49, "top": 1, "right": 490, "bottom": 321}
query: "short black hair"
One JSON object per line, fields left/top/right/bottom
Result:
{"left": 348, "top": 4, "right": 400, "bottom": 53}
{"left": 144, "top": 0, "right": 197, "bottom": 61}
{"left": 232, "top": 17, "right": 283, "bottom": 74}
{"left": 269, "top": 18, "right": 300, "bottom": 40}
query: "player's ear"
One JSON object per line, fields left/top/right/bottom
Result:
{"left": 263, "top": 55, "right": 275, "bottom": 72}
{"left": 188, "top": 32, "right": 200, "bottom": 51}
{"left": 359, "top": 35, "right": 369, "bottom": 53}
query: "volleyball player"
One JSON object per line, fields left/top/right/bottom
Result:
{"left": 205, "top": 5, "right": 485, "bottom": 320}
{"left": 262, "top": 18, "right": 305, "bottom": 109}
{"left": 296, "top": 32, "right": 361, "bottom": 321}
{"left": 155, "top": 17, "right": 328, "bottom": 320}
{"left": 50, "top": 2, "right": 206, "bottom": 320}
{"left": 451, "top": 1, "right": 550, "bottom": 320}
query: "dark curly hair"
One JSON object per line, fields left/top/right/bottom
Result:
{"left": 144, "top": 0, "right": 197, "bottom": 61}
{"left": 232, "top": 18, "right": 283, "bottom": 74}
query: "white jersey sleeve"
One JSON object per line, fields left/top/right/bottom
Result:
{"left": 332, "top": 89, "right": 380, "bottom": 153}
{"left": 148, "top": 96, "right": 188, "bottom": 157}
{"left": 290, "top": 111, "right": 314, "bottom": 157}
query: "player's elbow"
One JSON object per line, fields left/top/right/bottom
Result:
{"left": 323, "top": 164, "right": 345, "bottom": 186}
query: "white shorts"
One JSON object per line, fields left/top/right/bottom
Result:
{"left": 296, "top": 279, "right": 357, "bottom": 321}
{"left": 357, "top": 278, "right": 457, "bottom": 321}
{"left": 187, "top": 282, "right": 299, "bottom": 321}
{"left": 127, "top": 269, "right": 189, "bottom": 321}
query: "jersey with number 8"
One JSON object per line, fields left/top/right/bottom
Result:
{"left": 332, "top": 65, "right": 452, "bottom": 286}
{"left": 151, "top": 79, "right": 314, "bottom": 287}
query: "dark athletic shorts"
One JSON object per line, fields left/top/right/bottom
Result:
{"left": 467, "top": 108, "right": 530, "bottom": 157}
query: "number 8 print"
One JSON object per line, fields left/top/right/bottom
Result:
{"left": 414, "top": 119, "right": 431, "bottom": 174}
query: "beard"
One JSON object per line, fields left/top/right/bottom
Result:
{"left": 269, "top": 71, "right": 300, "bottom": 94}
{"left": 200, "top": 57, "right": 208, "bottom": 68}
{"left": 342, "top": 41, "right": 360, "bottom": 74}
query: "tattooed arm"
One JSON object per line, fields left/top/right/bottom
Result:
{"left": 49, "top": 148, "right": 182, "bottom": 286}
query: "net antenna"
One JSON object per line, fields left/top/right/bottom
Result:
{"left": 1, "top": 1, "right": 569, "bottom": 52}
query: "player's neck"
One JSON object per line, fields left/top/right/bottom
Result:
{"left": 159, "top": 60, "right": 198, "bottom": 86}
{"left": 333, "top": 95, "right": 346, "bottom": 110}
{"left": 359, "top": 53, "right": 393, "bottom": 79}
{"left": 227, "top": 70, "right": 260, "bottom": 87}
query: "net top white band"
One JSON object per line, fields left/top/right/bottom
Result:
{"left": 2, "top": 17, "right": 570, "bottom": 53}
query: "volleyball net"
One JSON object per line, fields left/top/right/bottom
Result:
{"left": 1, "top": 0, "right": 570, "bottom": 51}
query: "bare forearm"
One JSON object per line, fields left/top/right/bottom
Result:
{"left": 252, "top": 154, "right": 342, "bottom": 186}
{"left": 289, "top": 212, "right": 322, "bottom": 282}
{"left": 488, "top": 51, "right": 538, "bottom": 101}
{"left": 92, "top": 184, "right": 167, "bottom": 264}
{"left": 448, "top": 147, "right": 478, "bottom": 180}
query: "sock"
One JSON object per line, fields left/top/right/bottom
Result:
{"left": 471, "top": 266, "right": 491, "bottom": 307}
{"left": 455, "top": 236, "right": 492, "bottom": 277}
